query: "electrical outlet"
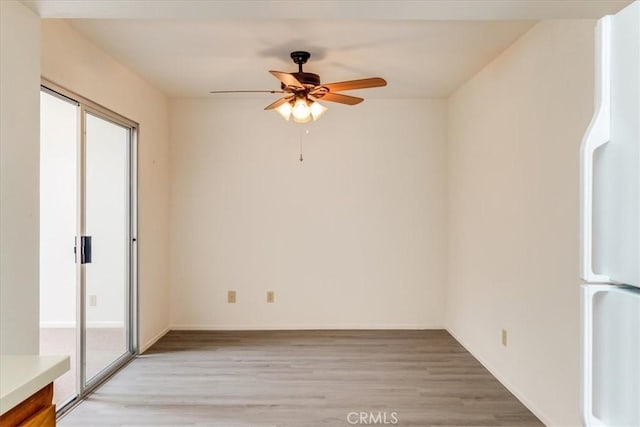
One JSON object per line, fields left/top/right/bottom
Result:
{"left": 267, "top": 291, "right": 275, "bottom": 303}
{"left": 501, "top": 329, "right": 508, "bottom": 347}
{"left": 89, "top": 295, "right": 97, "bottom": 307}
{"left": 227, "top": 290, "right": 236, "bottom": 303}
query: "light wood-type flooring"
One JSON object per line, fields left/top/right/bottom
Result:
{"left": 60, "top": 330, "right": 543, "bottom": 426}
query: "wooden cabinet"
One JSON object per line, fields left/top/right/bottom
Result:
{"left": 0, "top": 384, "right": 55, "bottom": 427}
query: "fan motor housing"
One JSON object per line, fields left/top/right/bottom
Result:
{"left": 280, "top": 72, "right": 321, "bottom": 89}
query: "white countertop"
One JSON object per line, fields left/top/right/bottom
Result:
{"left": 0, "top": 355, "right": 70, "bottom": 415}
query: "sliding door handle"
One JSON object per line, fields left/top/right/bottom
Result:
{"left": 81, "top": 236, "right": 92, "bottom": 264}
{"left": 75, "top": 236, "right": 92, "bottom": 264}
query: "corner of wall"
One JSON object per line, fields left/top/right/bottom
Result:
{"left": 443, "top": 19, "right": 595, "bottom": 426}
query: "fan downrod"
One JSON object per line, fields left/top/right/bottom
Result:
{"left": 290, "top": 51, "right": 311, "bottom": 72}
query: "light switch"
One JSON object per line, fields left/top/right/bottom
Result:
{"left": 228, "top": 290, "right": 236, "bottom": 303}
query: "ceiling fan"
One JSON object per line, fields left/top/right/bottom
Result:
{"left": 209, "top": 51, "right": 387, "bottom": 123}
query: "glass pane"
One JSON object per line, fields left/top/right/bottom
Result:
{"left": 39, "top": 90, "right": 78, "bottom": 406}
{"left": 84, "top": 112, "right": 129, "bottom": 382}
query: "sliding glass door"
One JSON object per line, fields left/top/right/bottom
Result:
{"left": 40, "top": 89, "right": 79, "bottom": 407}
{"left": 82, "top": 110, "right": 133, "bottom": 386}
{"left": 39, "top": 83, "right": 137, "bottom": 412}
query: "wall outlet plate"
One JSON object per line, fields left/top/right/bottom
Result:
{"left": 89, "top": 295, "right": 97, "bottom": 307}
{"left": 227, "top": 290, "right": 236, "bottom": 303}
{"left": 501, "top": 329, "right": 508, "bottom": 347}
{"left": 267, "top": 291, "right": 275, "bottom": 303}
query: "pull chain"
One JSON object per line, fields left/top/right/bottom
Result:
{"left": 299, "top": 135, "right": 303, "bottom": 162}
{"left": 299, "top": 128, "right": 309, "bottom": 162}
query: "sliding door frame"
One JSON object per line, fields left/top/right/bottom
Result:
{"left": 41, "top": 79, "right": 139, "bottom": 416}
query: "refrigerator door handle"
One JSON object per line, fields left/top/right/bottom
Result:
{"left": 580, "top": 16, "right": 612, "bottom": 284}
{"left": 581, "top": 285, "right": 607, "bottom": 427}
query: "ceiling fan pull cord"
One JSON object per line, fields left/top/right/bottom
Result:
{"left": 299, "top": 128, "right": 309, "bottom": 162}
{"left": 299, "top": 127, "right": 304, "bottom": 162}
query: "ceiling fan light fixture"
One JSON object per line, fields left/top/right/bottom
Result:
{"left": 310, "top": 100, "right": 327, "bottom": 121}
{"left": 275, "top": 101, "right": 292, "bottom": 121}
{"left": 212, "top": 51, "right": 386, "bottom": 125}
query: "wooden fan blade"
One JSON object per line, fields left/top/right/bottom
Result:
{"left": 264, "top": 97, "right": 292, "bottom": 110}
{"left": 316, "top": 92, "right": 363, "bottom": 105}
{"left": 321, "top": 77, "right": 387, "bottom": 93}
{"left": 269, "top": 71, "right": 304, "bottom": 89}
{"left": 210, "top": 90, "right": 285, "bottom": 94}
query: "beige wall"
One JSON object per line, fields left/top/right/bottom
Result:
{"left": 446, "top": 20, "right": 595, "bottom": 426}
{"left": 0, "top": 0, "right": 41, "bottom": 354}
{"left": 170, "top": 98, "right": 447, "bottom": 329}
{"left": 41, "top": 20, "right": 171, "bottom": 351}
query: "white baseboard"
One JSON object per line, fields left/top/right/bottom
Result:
{"left": 140, "top": 326, "right": 170, "bottom": 353}
{"left": 40, "top": 321, "right": 124, "bottom": 328}
{"left": 170, "top": 323, "right": 443, "bottom": 331}
{"left": 445, "top": 328, "right": 551, "bottom": 426}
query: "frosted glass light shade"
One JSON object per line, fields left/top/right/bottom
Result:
{"left": 276, "top": 102, "right": 292, "bottom": 120}
{"left": 310, "top": 101, "right": 327, "bottom": 121}
{"left": 291, "top": 98, "right": 311, "bottom": 122}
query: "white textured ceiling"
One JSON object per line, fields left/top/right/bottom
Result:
{"left": 24, "top": 1, "right": 632, "bottom": 20}
{"left": 68, "top": 19, "right": 537, "bottom": 98}
{"left": 29, "top": 0, "right": 631, "bottom": 99}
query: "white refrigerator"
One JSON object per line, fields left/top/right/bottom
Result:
{"left": 580, "top": 2, "right": 640, "bottom": 427}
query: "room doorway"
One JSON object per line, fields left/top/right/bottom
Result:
{"left": 39, "top": 83, "right": 138, "bottom": 413}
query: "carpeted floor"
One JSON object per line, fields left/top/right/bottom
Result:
{"left": 40, "top": 327, "right": 125, "bottom": 406}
